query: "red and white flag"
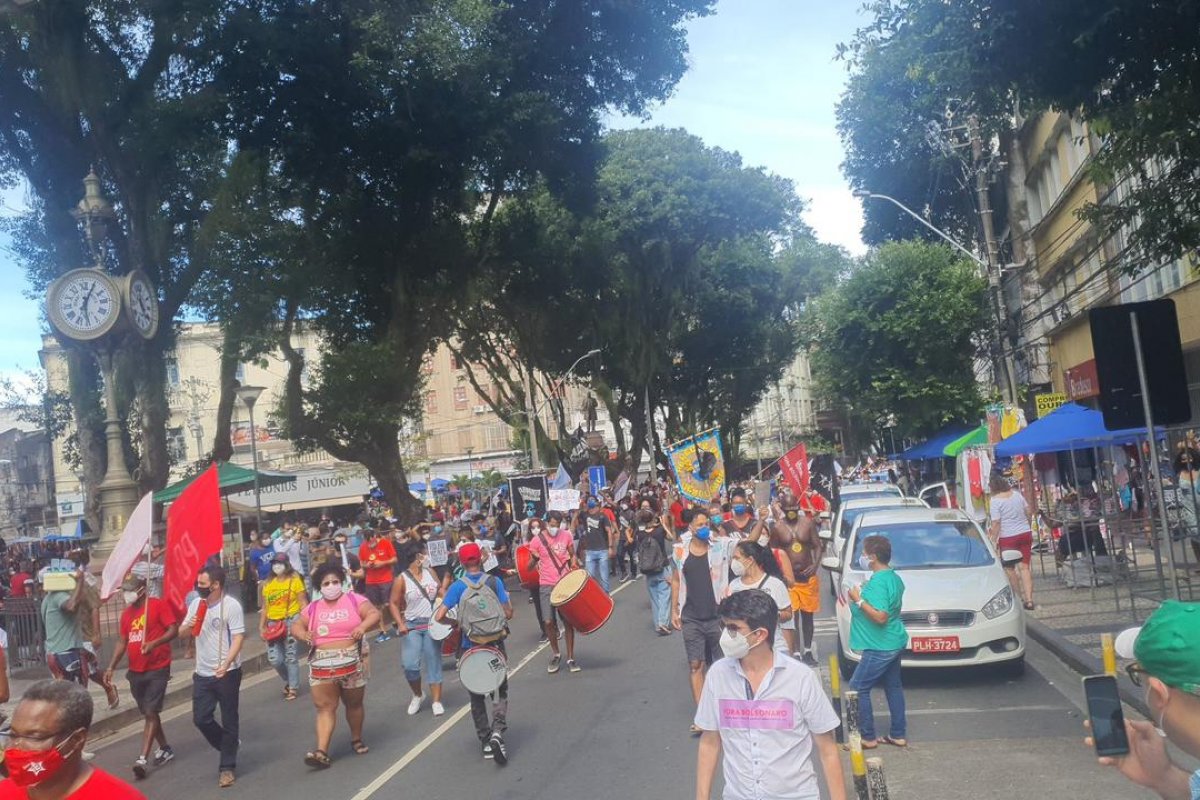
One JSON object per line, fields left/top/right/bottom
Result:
{"left": 99, "top": 492, "right": 154, "bottom": 600}
{"left": 779, "top": 442, "right": 809, "bottom": 497}
{"left": 163, "top": 465, "right": 223, "bottom": 622}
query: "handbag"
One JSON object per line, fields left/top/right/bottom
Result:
{"left": 264, "top": 578, "right": 295, "bottom": 642}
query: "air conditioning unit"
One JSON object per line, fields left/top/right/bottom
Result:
{"left": 473, "top": 405, "right": 488, "bottom": 414}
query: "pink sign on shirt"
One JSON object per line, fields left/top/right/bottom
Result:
{"left": 718, "top": 699, "right": 794, "bottom": 730}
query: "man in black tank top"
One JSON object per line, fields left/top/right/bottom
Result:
{"left": 670, "top": 510, "right": 723, "bottom": 734}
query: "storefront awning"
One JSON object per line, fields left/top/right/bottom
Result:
{"left": 994, "top": 402, "right": 1158, "bottom": 457}
{"left": 895, "top": 425, "right": 973, "bottom": 460}
{"left": 943, "top": 425, "right": 988, "bottom": 457}
{"left": 154, "top": 462, "right": 296, "bottom": 504}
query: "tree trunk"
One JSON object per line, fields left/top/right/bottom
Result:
{"left": 358, "top": 440, "right": 423, "bottom": 524}
{"left": 130, "top": 338, "right": 171, "bottom": 492}
{"left": 210, "top": 327, "right": 241, "bottom": 462}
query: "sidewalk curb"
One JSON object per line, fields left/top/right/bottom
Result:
{"left": 1026, "top": 617, "right": 1151, "bottom": 719}
{"left": 89, "top": 651, "right": 273, "bottom": 741}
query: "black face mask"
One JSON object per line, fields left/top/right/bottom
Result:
{"left": 195, "top": 584, "right": 213, "bottom": 598}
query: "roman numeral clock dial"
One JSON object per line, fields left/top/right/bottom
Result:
{"left": 46, "top": 269, "right": 122, "bottom": 342}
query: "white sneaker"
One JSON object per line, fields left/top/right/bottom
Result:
{"left": 432, "top": 701, "right": 445, "bottom": 716}
{"left": 407, "top": 695, "right": 424, "bottom": 715}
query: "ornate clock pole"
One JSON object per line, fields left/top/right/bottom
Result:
{"left": 46, "top": 170, "right": 160, "bottom": 558}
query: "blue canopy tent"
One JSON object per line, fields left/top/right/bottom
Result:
{"left": 995, "top": 402, "right": 1158, "bottom": 457}
{"left": 895, "top": 425, "right": 974, "bottom": 460}
{"left": 407, "top": 478, "right": 450, "bottom": 493}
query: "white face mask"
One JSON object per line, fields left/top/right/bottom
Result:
{"left": 730, "top": 558, "right": 747, "bottom": 577}
{"left": 321, "top": 584, "right": 344, "bottom": 601}
{"left": 272, "top": 563, "right": 287, "bottom": 576}
{"left": 858, "top": 554, "right": 872, "bottom": 571}
{"left": 548, "top": 524, "right": 560, "bottom": 533}
{"left": 123, "top": 590, "right": 140, "bottom": 605}
{"left": 758, "top": 535, "right": 770, "bottom": 547}
{"left": 719, "top": 628, "right": 759, "bottom": 660}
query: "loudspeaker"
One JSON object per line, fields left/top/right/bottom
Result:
{"left": 1089, "top": 300, "right": 1191, "bottom": 430}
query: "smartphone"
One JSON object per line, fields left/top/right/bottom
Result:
{"left": 1083, "top": 675, "right": 1131, "bottom": 757}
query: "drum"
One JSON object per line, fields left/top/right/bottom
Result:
{"left": 441, "top": 627, "right": 462, "bottom": 657}
{"left": 458, "top": 646, "right": 507, "bottom": 694}
{"left": 549, "top": 568, "right": 613, "bottom": 635}
{"left": 429, "top": 599, "right": 454, "bottom": 641}
{"left": 309, "top": 649, "right": 361, "bottom": 681}
{"left": 515, "top": 544, "right": 539, "bottom": 589}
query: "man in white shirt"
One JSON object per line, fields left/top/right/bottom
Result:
{"left": 695, "top": 589, "right": 846, "bottom": 800}
{"left": 179, "top": 564, "right": 245, "bottom": 790}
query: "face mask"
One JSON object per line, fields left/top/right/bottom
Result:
{"left": 3, "top": 733, "right": 78, "bottom": 787}
{"left": 694, "top": 526, "right": 711, "bottom": 541}
{"left": 731, "top": 558, "right": 747, "bottom": 577}
{"left": 272, "top": 563, "right": 287, "bottom": 576}
{"left": 123, "top": 590, "right": 141, "bottom": 605}
{"left": 858, "top": 554, "right": 872, "bottom": 570}
{"left": 321, "top": 584, "right": 344, "bottom": 601}
{"left": 433, "top": 526, "right": 443, "bottom": 534}
{"left": 719, "top": 628, "right": 754, "bottom": 660}
{"left": 586, "top": 501, "right": 597, "bottom": 510}
{"left": 733, "top": 504, "right": 746, "bottom": 515}
{"left": 195, "top": 584, "right": 213, "bottom": 599}
{"left": 711, "top": 514, "right": 724, "bottom": 526}
{"left": 758, "top": 535, "right": 770, "bottom": 547}
{"left": 548, "top": 524, "right": 560, "bottom": 533}
{"left": 334, "top": 539, "right": 346, "bottom": 548}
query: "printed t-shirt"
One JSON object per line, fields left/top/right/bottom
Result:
{"left": 359, "top": 538, "right": 397, "bottom": 584}
{"left": 180, "top": 596, "right": 245, "bottom": 677}
{"left": 304, "top": 591, "right": 369, "bottom": 646}
{"left": 442, "top": 572, "right": 510, "bottom": 648}
{"left": 0, "top": 767, "right": 146, "bottom": 799}
{"left": 849, "top": 568, "right": 908, "bottom": 652}
{"left": 583, "top": 514, "right": 612, "bottom": 551}
{"left": 527, "top": 530, "right": 573, "bottom": 585}
{"left": 248, "top": 546, "right": 275, "bottom": 580}
{"left": 261, "top": 574, "right": 305, "bottom": 620}
{"left": 119, "top": 598, "right": 175, "bottom": 673}
{"left": 41, "top": 591, "right": 80, "bottom": 655}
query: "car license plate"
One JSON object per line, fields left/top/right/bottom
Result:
{"left": 911, "top": 636, "right": 960, "bottom": 653}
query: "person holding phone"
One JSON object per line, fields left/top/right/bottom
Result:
{"left": 1087, "top": 601, "right": 1200, "bottom": 800}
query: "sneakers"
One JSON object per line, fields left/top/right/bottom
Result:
{"left": 483, "top": 740, "right": 494, "bottom": 759}
{"left": 567, "top": 659, "right": 581, "bottom": 673}
{"left": 802, "top": 650, "right": 819, "bottom": 668}
{"left": 488, "top": 733, "right": 507, "bottom": 766}
{"left": 153, "top": 746, "right": 175, "bottom": 767}
{"left": 218, "top": 770, "right": 236, "bottom": 788}
{"left": 407, "top": 694, "right": 424, "bottom": 715}
{"left": 538, "top": 634, "right": 550, "bottom": 645}
{"left": 432, "top": 701, "right": 446, "bottom": 717}
{"left": 132, "top": 756, "right": 148, "bottom": 780}
{"left": 374, "top": 632, "right": 392, "bottom": 643}
{"left": 547, "top": 655, "right": 561, "bottom": 674}
{"left": 82, "top": 751, "right": 95, "bottom": 762}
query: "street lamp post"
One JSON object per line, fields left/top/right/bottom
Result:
{"left": 521, "top": 348, "right": 602, "bottom": 471}
{"left": 235, "top": 384, "right": 266, "bottom": 536}
{"left": 853, "top": 190, "right": 1019, "bottom": 403}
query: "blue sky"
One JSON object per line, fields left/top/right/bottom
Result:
{"left": 0, "top": 0, "right": 865, "bottom": 380}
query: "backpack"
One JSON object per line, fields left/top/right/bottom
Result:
{"left": 458, "top": 574, "right": 508, "bottom": 643}
{"left": 637, "top": 530, "right": 668, "bottom": 573}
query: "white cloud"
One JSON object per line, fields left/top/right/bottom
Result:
{"left": 801, "top": 186, "right": 867, "bottom": 255}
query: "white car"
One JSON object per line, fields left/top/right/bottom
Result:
{"left": 839, "top": 483, "right": 905, "bottom": 502}
{"left": 822, "top": 496, "right": 928, "bottom": 596}
{"left": 823, "top": 507, "right": 1025, "bottom": 678}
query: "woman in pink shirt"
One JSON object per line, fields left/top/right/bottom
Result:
{"left": 527, "top": 511, "right": 580, "bottom": 673}
{"left": 292, "top": 563, "right": 380, "bottom": 769}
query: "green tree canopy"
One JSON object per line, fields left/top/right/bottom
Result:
{"left": 808, "top": 240, "right": 987, "bottom": 442}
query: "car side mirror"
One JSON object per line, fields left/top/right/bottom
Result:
{"left": 818, "top": 528, "right": 832, "bottom": 541}
{"left": 821, "top": 555, "right": 841, "bottom": 571}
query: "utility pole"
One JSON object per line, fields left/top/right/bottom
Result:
{"left": 523, "top": 361, "right": 541, "bottom": 471}
{"left": 969, "top": 114, "right": 1020, "bottom": 404}
{"left": 774, "top": 387, "right": 786, "bottom": 453}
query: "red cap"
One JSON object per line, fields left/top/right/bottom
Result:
{"left": 459, "top": 542, "right": 482, "bottom": 563}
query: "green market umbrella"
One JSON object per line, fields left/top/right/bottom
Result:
{"left": 153, "top": 461, "right": 296, "bottom": 504}
{"left": 943, "top": 425, "right": 988, "bottom": 457}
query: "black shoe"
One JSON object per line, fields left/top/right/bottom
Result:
{"left": 488, "top": 733, "right": 507, "bottom": 766}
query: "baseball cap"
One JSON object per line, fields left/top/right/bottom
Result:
{"left": 459, "top": 542, "right": 482, "bottom": 563}
{"left": 1114, "top": 601, "right": 1200, "bottom": 693}
{"left": 121, "top": 575, "right": 146, "bottom": 592}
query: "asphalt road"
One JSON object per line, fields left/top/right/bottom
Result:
{"left": 87, "top": 573, "right": 1146, "bottom": 799}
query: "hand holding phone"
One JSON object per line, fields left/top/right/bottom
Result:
{"left": 1083, "top": 675, "right": 1131, "bottom": 757}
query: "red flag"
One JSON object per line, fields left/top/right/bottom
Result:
{"left": 163, "top": 465, "right": 223, "bottom": 622}
{"left": 779, "top": 442, "right": 809, "bottom": 497}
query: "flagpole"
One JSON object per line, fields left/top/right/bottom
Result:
{"left": 140, "top": 538, "right": 151, "bottom": 653}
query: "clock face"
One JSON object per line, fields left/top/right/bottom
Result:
{"left": 126, "top": 272, "right": 159, "bottom": 339}
{"left": 50, "top": 271, "right": 120, "bottom": 340}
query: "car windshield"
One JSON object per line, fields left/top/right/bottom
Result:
{"left": 840, "top": 505, "right": 900, "bottom": 541}
{"left": 840, "top": 489, "right": 900, "bottom": 502}
{"left": 851, "top": 521, "right": 993, "bottom": 569}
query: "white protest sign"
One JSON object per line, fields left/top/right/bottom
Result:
{"left": 427, "top": 539, "right": 449, "bottom": 567}
{"left": 549, "top": 489, "right": 581, "bottom": 512}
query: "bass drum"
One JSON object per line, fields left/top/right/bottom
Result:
{"left": 458, "top": 646, "right": 507, "bottom": 695}
{"left": 515, "top": 544, "right": 539, "bottom": 589}
{"left": 549, "top": 568, "right": 614, "bottom": 635}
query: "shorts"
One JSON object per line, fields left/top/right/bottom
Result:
{"left": 47, "top": 650, "right": 86, "bottom": 685}
{"left": 682, "top": 617, "right": 722, "bottom": 666}
{"left": 999, "top": 531, "right": 1033, "bottom": 566}
{"left": 364, "top": 582, "right": 391, "bottom": 608}
{"left": 539, "top": 586, "right": 563, "bottom": 627}
{"left": 789, "top": 575, "right": 820, "bottom": 614}
{"left": 128, "top": 667, "right": 170, "bottom": 713}
{"left": 309, "top": 663, "right": 367, "bottom": 690}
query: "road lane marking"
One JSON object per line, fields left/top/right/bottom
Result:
{"left": 350, "top": 578, "right": 637, "bottom": 799}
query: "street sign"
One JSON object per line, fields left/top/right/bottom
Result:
{"left": 587, "top": 465, "right": 608, "bottom": 491}
{"left": 1034, "top": 392, "right": 1067, "bottom": 418}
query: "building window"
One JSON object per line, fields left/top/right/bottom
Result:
{"left": 167, "top": 427, "right": 187, "bottom": 462}
{"left": 451, "top": 354, "right": 461, "bottom": 370}
{"left": 457, "top": 429, "right": 474, "bottom": 451}
{"left": 424, "top": 390, "right": 438, "bottom": 415}
{"left": 235, "top": 362, "right": 246, "bottom": 383}
{"left": 165, "top": 356, "right": 181, "bottom": 387}
{"left": 453, "top": 386, "right": 468, "bottom": 410}
{"left": 484, "top": 423, "right": 509, "bottom": 451}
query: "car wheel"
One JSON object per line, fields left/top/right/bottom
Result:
{"left": 998, "top": 656, "right": 1025, "bottom": 679}
{"left": 836, "top": 636, "right": 856, "bottom": 681}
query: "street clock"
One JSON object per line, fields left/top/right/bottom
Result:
{"left": 46, "top": 268, "right": 122, "bottom": 341}
{"left": 123, "top": 269, "right": 159, "bottom": 339}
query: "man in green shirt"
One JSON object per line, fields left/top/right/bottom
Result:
{"left": 40, "top": 568, "right": 87, "bottom": 683}
{"left": 847, "top": 535, "right": 908, "bottom": 748}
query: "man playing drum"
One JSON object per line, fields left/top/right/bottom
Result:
{"left": 527, "top": 511, "right": 581, "bottom": 674}
{"left": 770, "top": 500, "right": 824, "bottom": 666}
